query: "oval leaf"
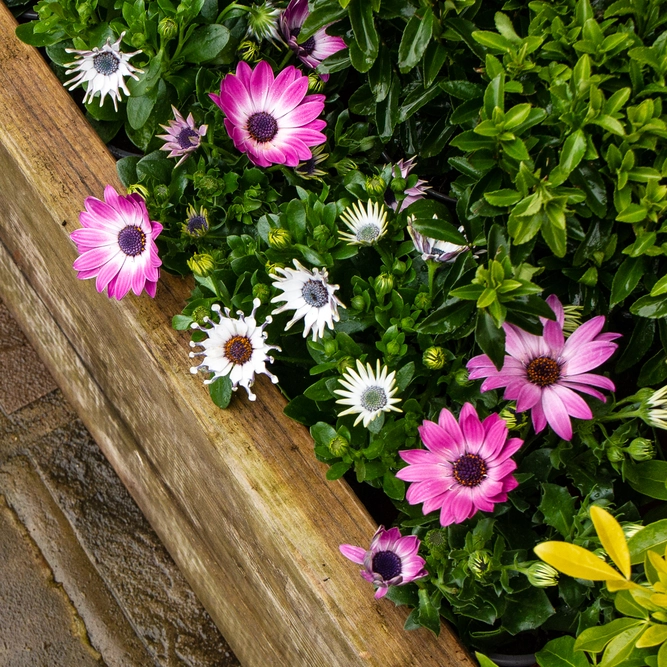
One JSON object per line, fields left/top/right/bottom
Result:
{"left": 534, "top": 541, "right": 626, "bottom": 581}
{"left": 590, "top": 505, "right": 631, "bottom": 579}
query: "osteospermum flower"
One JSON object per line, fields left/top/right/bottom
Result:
{"left": 246, "top": 1, "right": 281, "bottom": 44}
{"left": 407, "top": 215, "right": 469, "bottom": 263}
{"left": 270, "top": 260, "right": 345, "bottom": 341}
{"left": 339, "top": 200, "right": 388, "bottom": 246}
{"left": 296, "top": 144, "right": 328, "bottom": 180}
{"left": 384, "top": 157, "right": 430, "bottom": 212}
{"left": 182, "top": 204, "right": 209, "bottom": 237}
{"left": 210, "top": 60, "right": 326, "bottom": 168}
{"left": 70, "top": 185, "right": 162, "bottom": 299}
{"left": 157, "top": 106, "right": 208, "bottom": 167}
{"left": 64, "top": 32, "right": 142, "bottom": 111}
{"left": 189, "top": 299, "right": 280, "bottom": 401}
{"left": 280, "top": 0, "right": 347, "bottom": 81}
{"left": 646, "top": 385, "right": 667, "bottom": 430}
{"left": 334, "top": 359, "right": 401, "bottom": 427}
{"left": 396, "top": 404, "right": 522, "bottom": 526}
{"left": 339, "top": 526, "right": 428, "bottom": 599}
{"left": 467, "top": 295, "right": 621, "bottom": 440}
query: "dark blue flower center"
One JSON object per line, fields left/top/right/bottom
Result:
{"left": 301, "top": 36, "right": 316, "bottom": 55}
{"left": 301, "top": 280, "right": 328, "bottom": 307}
{"left": 177, "top": 127, "right": 199, "bottom": 150}
{"left": 93, "top": 52, "right": 120, "bottom": 76}
{"left": 360, "top": 386, "right": 387, "bottom": 412}
{"left": 453, "top": 453, "right": 487, "bottom": 487}
{"left": 117, "top": 225, "right": 146, "bottom": 256}
{"left": 247, "top": 112, "right": 278, "bottom": 143}
{"left": 526, "top": 356, "right": 561, "bottom": 387}
{"left": 372, "top": 550, "right": 402, "bottom": 580}
{"left": 384, "top": 188, "right": 396, "bottom": 207}
{"left": 224, "top": 335, "right": 253, "bottom": 365}
{"left": 187, "top": 215, "right": 208, "bottom": 234}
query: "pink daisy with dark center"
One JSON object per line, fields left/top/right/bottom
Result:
{"left": 209, "top": 60, "right": 326, "bottom": 168}
{"left": 70, "top": 185, "right": 162, "bottom": 300}
{"left": 279, "top": 0, "right": 347, "bottom": 81}
{"left": 397, "top": 404, "right": 522, "bottom": 526}
{"left": 384, "top": 157, "right": 430, "bottom": 212}
{"left": 340, "top": 526, "right": 428, "bottom": 599}
{"left": 157, "top": 106, "right": 207, "bottom": 167}
{"left": 467, "top": 295, "right": 621, "bottom": 440}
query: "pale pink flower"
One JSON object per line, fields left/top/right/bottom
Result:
{"left": 280, "top": 0, "right": 347, "bottom": 81}
{"left": 209, "top": 60, "right": 326, "bottom": 168}
{"left": 157, "top": 106, "right": 207, "bottom": 167}
{"left": 340, "top": 526, "right": 427, "bottom": 599}
{"left": 467, "top": 295, "right": 621, "bottom": 440}
{"left": 397, "top": 404, "right": 522, "bottom": 527}
{"left": 70, "top": 185, "right": 162, "bottom": 299}
{"left": 385, "top": 157, "right": 430, "bottom": 212}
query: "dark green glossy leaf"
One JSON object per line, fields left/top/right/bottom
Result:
{"left": 503, "top": 588, "right": 555, "bottom": 635}
{"left": 616, "top": 318, "right": 654, "bottom": 373}
{"left": 423, "top": 40, "right": 447, "bottom": 88}
{"left": 537, "top": 636, "right": 591, "bottom": 667}
{"left": 611, "top": 257, "right": 645, "bottom": 306}
{"left": 475, "top": 310, "right": 506, "bottom": 370}
{"left": 631, "top": 294, "right": 667, "bottom": 319}
{"left": 398, "top": 9, "right": 433, "bottom": 74}
{"left": 181, "top": 24, "right": 230, "bottom": 63}
{"left": 417, "top": 589, "right": 441, "bottom": 636}
{"left": 375, "top": 75, "right": 400, "bottom": 140}
{"left": 368, "top": 46, "right": 391, "bottom": 102}
{"left": 625, "top": 461, "right": 667, "bottom": 500}
{"left": 539, "top": 483, "right": 575, "bottom": 538}
{"left": 209, "top": 376, "right": 233, "bottom": 409}
{"left": 638, "top": 351, "right": 667, "bottom": 387}
{"left": 348, "top": 0, "right": 378, "bottom": 67}
{"left": 628, "top": 519, "right": 667, "bottom": 564}
{"left": 299, "top": 2, "right": 346, "bottom": 40}
{"left": 382, "top": 472, "right": 405, "bottom": 500}
{"left": 418, "top": 299, "right": 475, "bottom": 335}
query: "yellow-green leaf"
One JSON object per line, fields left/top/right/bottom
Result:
{"left": 591, "top": 506, "right": 631, "bottom": 579}
{"left": 659, "top": 640, "right": 667, "bottom": 667}
{"left": 607, "top": 579, "right": 643, "bottom": 592}
{"left": 637, "top": 624, "right": 667, "bottom": 648}
{"left": 534, "top": 541, "right": 626, "bottom": 581}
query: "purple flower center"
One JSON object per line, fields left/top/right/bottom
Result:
{"left": 224, "top": 335, "right": 253, "bottom": 365}
{"left": 384, "top": 188, "right": 397, "bottom": 208}
{"left": 93, "top": 51, "right": 120, "bottom": 76}
{"left": 452, "top": 453, "right": 487, "bottom": 487}
{"left": 372, "top": 550, "right": 402, "bottom": 580}
{"left": 117, "top": 225, "right": 146, "bottom": 256}
{"left": 301, "top": 280, "right": 328, "bottom": 308}
{"left": 526, "top": 356, "right": 561, "bottom": 387}
{"left": 300, "top": 36, "right": 316, "bottom": 55}
{"left": 247, "top": 112, "right": 278, "bottom": 143}
{"left": 177, "top": 127, "right": 199, "bottom": 150}
{"left": 187, "top": 214, "right": 208, "bottom": 234}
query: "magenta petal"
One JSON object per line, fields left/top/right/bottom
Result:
{"left": 516, "top": 382, "right": 542, "bottom": 412}
{"left": 374, "top": 586, "right": 389, "bottom": 599}
{"left": 437, "top": 408, "right": 464, "bottom": 444}
{"left": 541, "top": 387, "right": 573, "bottom": 440}
{"left": 279, "top": 100, "right": 325, "bottom": 126}
{"left": 399, "top": 449, "right": 436, "bottom": 465}
{"left": 273, "top": 76, "right": 309, "bottom": 115}
{"left": 339, "top": 544, "right": 366, "bottom": 564}
{"left": 564, "top": 316, "right": 606, "bottom": 348}
{"left": 250, "top": 60, "right": 274, "bottom": 107}
{"left": 95, "top": 253, "right": 125, "bottom": 294}
{"left": 531, "top": 400, "right": 547, "bottom": 433}
{"left": 552, "top": 384, "right": 593, "bottom": 420}
{"left": 396, "top": 463, "right": 449, "bottom": 483}
{"left": 450, "top": 491, "right": 474, "bottom": 523}
{"left": 543, "top": 319, "right": 564, "bottom": 352}
{"left": 73, "top": 246, "right": 117, "bottom": 271}
{"left": 545, "top": 294, "right": 564, "bottom": 327}
{"left": 563, "top": 341, "right": 618, "bottom": 375}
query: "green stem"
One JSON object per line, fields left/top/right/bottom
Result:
{"left": 427, "top": 260, "right": 438, "bottom": 299}
{"left": 217, "top": 2, "right": 249, "bottom": 23}
{"left": 598, "top": 409, "right": 644, "bottom": 422}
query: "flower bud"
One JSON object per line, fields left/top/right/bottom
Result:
{"left": 366, "top": 175, "right": 386, "bottom": 197}
{"left": 374, "top": 272, "right": 394, "bottom": 298}
{"left": 252, "top": 283, "right": 271, "bottom": 304}
{"left": 323, "top": 339, "right": 338, "bottom": 357}
{"left": 425, "top": 529, "right": 448, "bottom": 557}
{"left": 526, "top": 562, "right": 559, "bottom": 588}
{"left": 196, "top": 175, "right": 222, "bottom": 197}
{"left": 334, "top": 158, "right": 357, "bottom": 176}
{"left": 238, "top": 39, "right": 260, "bottom": 62}
{"left": 423, "top": 346, "right": 447, "bottom": 370}
{"left": 191, "top": 305, "right": 210, "bottom": 326}
{"left": 328, "top": 434, "right": 349, "bottom": 457}
{"left": 454, "top": 368, "right": 472, "bottom": 386}
{"left": 350, "top": 295, "right": 366, "bottom": 311}
{"left": 400, "top": 317, "right": 415, "bottom": 331}
{"left": 606, "top": 446, "right": 625, "bottom": 463}
{"left": 265, "top": 261, "right": 283, "bottom": 275}
{"left": 390, "top": 177, "right": 407, "bottom": 193}
{"left": 126, "top": 183, "right": 150, "bottom": 198}
{"left": 130, "top": 32, "right": 146, "bottom": 48}
{"left": 158, "top": 17, "right": 178, "bottom": 40}
{"left": 386, "top": 340, "right": 402, "bottom": 356}
{"left": 312, "top": 224, "right": 330, "bottom": 244}
{"left": 499, "top": 404, "right": 518, "bottom": 430}
{"left": 337, "top": 356, "right": 355, "bottom": 374}
{"left": 307, "top": 72, "right": 325, "bottom": 93}
{"left": 626, "top": 438, "right": 655, "bottom": 461}
{"left": 623, "top": 523, "right": 645, "bottom": 540}
{"left": 268, "top": 227, "right": 292, "bottom": 250}
{"left": 414, "top": 292, "right": 432, "bottom": 311}
{"left": 392, "top": 259, "right": 407, "bottom": 276}
{"left": 153, "top": 184, "right": 170, "bottom": 204}
{"left": 468, "top": 551, "right": 491, "bottom": 578}
{"left": 187, "top": 253, "right": 215, "bottom": 277}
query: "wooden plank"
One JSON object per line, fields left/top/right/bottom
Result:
{"left": 0, "top": 6, "right": 474, "bottom": 666}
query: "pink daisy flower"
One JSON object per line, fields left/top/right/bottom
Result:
{"left": 70, "top": 185, "right": 162, "bottom": 300}
{"left": 397, "top": 404, "right": 522, "bottom": 527}
{"left": 385, "top": 157, "right": 430, "bottom": 212}
{"left": 209, "top": 60, "right": 326, "bottom": 168}
{"left": 467, "top": 295, "right": 621, "bottom": 440}
{"left": 157, "top": 105, "right": 207, "bottom": 167}
{"left": 340, "top": 526, "right": 428, "bottom": 599}
{"left": 279, "top": 0, "right": 347, "bottom": 81}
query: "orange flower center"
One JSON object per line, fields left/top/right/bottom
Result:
{"left": 224, "top": 335, "right": 253, "bottom": 365}
{"left": 526, "top": 356, "right": 561, "bottom": 387}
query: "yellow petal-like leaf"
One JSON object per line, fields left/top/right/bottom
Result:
{"left": 534, "top": 541, "right": 625, "bottom": 581}
{"left": 650, "top": 551, "right": 667, "bottom": 576}
{"left": 607, "top": 579, "right": 643, "bottom": 592}
{"left": 636, "top": 624, "right": 667, "bottom": 648}
{"left": 591, "top": 505, "right": 631, "bottom": 579}
{"left": 652, "top": 594, "right": 667, "bottom": 607}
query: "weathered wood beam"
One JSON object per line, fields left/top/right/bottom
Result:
{"left": 0, "top": 5, "right": 473, "bottom": 665}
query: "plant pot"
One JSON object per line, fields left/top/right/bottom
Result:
{"left": 0, "top": 4, "right": 475, "bottom": 666}
{"left": 487, "top": 654, "right": 537, "bottom": 667}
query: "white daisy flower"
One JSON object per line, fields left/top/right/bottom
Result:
{"left": 64, "top": 32, "right": 143, "bottom": 111}
{"left": 189, "top": 298, "right": 281, "bottom": 401}
{"left": 647, "top": 385, "right": 667, "bottom": 430}
{"left": 339, "top": 200, "right": 388, "bottom": 246}
{"left": 334, "top": 359, "right": 402, "bottom": 428}
{"left": 270, "top": 260, "right": 345, "bottom": 341}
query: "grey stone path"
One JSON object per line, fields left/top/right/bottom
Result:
{"left": 0, "top": 301, "right": 240, "bottom": 667}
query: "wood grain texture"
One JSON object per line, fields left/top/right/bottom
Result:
{"left": 0, "top": 6, "right": 474, "bottom": 666}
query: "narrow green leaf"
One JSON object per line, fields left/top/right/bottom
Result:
{"left": 398, "top": 9, "right": 434, "bottom": 73}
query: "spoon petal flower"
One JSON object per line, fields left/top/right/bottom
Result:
{"left": 210, "top": 60, "right": 326, "bottom": 168}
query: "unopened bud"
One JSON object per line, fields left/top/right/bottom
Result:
{"left": 323, "top": 339, "right": 338, "bottom": 357}
{"left": 468, "top": 551, "right": 491, "bottom": 578}
{"left": 158, "top": 17, "right": 178, "bottom": 40}
{"left": 414, "top": 292, "right": 432, "bottom": 311}
{"left": 375, "top": 272, "right": 394, "bottom": 298}
{"left": 191, "top": 305, "right": 210, "bottom": 326}
{"left": 386, "top": 340, "right": 402, "bottom": 356}
{"left": 351, "top": 295, "right": 366, "bottom": 311}
{"left": 187, "top": 253, "right": 215, "bottom": 277}
{"left": 390, "top": 177, "right": 407, "bottom": 193}
{"left": 454, "top": 368, "right": 472, "bottom": 386}
{"left": 265, "top": 261, "right": 283, "bottom": 275}
{"left": 425, "top": 529, "right": 448, "bottom": 557}
{"left": 130, "top": 32, "right": 146, "bottom": 48}
{"left": 392, "top": 259, "right": 407, "bottom": 276}
{"left": 337, "top": 356, "right": 355, "bottom": 374}
{"left": 366, "top": 175, "right": 386, "bottom": 197}
{"left": 400, "top": 317, "right": 415, "bottom": 331}
{"left": 328, "top": 434, "right": 349, "bottom": 457}
{"left": 313, "top": 224, "right": 330, "bottom": 244}
{"left": 626, "top": 438, "right": 655, "bottom": 462}
{"left": 307, "top": 72, "right": 325, "bottom": 93}
{"left": 238, "top": 39, "right": 260, "bottom": 62}
{"left": 126, "top": 183, "right": 150, "bottom": 198}
{"left": 153, "top": 184, "right": 170, "bottom": 203}
{"left": 252, "top": 283, "right": 271, "bottom": 303}
{"left": 423, "top": 346, "right": 447, "bottom": 370}
{"left": 268, "top": 228, "right": 291, "bottom": 249}
{"left": 526, "top": 562, "right": 559, "bottom": 588}
{"left": 197, "top": 175, "right": 221, "bottom": 196}
{"left": 606, "top": 446, "right": 625, "bottom": 463}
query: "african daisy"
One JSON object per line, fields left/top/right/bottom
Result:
{"left": 467, "top": 295, "right": 621, "bottom": 440}
{"left": 209, "top": 60, "right": 326, "bottom": 168}
{"left": 384, "top": 157, "right": 430, "bottom": 212}
{"left": 396, "top": 404, "right": 522, "bottom": 526}
{"left": 70, "top": 185, "right": 162, "bottom": 300}
{"left": 158, "top": 106, "right": 207, "bottom": 167}
{"left": 407, "top": 215, "right": 469, "bottom": 263}
{"left": 339, "top": 200, "right": 388, "bottom": 246}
